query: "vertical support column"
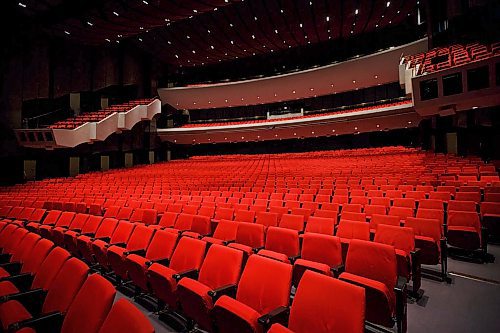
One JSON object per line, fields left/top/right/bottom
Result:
{"left": 70, "top": 93, "right": 81, "bottom": 116}
{"left": 124, "top": 152, "right": 133, "bottom": 168}
{"left": 23, "top": 160, "right": 36, "bottom": 181}
{"left": 166, "top": 150, "right": 171, "bottom": 162}
{"left": 100, "top": 155, "right": 110, "bottom": 171}
{"left": 148, "top": 151, "right": 155, "bottom": 164}
{"left": 431, "top": 135, "right": 436, "bottom": 151}
{"left": 446, "top": 133, "right": 458, "bottom": 155}
{"left": 69, "top": 157, "right": 80, "bottom": 177}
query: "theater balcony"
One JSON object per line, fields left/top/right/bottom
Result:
{"left": 14, "top": 99, "right": 161, "bottom": 149}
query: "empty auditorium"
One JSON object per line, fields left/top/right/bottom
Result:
{"left": 0, "top": 0, "right": 499, "bottom": 332}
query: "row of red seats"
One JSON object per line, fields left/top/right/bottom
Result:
{"left": 49, "top": 98, "right": 155, "bottom": 129}
{"left": 181, "top": 100, "right": 412, "bottom": 128}
{"left": 402, "top": 41, "right": 500, "bottom": 75}
{"left": 3, "top": 213, "right": 408, "bottom": 333}
{"left": 0, "top": 223, "right": 154, "bottom": 333}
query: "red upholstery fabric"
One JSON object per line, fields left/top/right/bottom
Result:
{"left": 31, "top": 247, "right": 71, "bottom": 291}
{"left": 280, "top": 271, "right": 365, "bottom": 333}
{"left": 261, "top": 227, "right": 299, "bottom": 260}
{"left": 98, "top": 299, "right": 154, "bottom": 333}
{"left": 60, "top": 274, "right": 116, "bottom": 333}
{"left": 41, "top": 258, "right": 89, "bottom": 315}
{"left": 337, "top": 221, "right": 370, "bottom": 241}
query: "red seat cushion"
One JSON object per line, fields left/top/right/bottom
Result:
{"left": 339, "top": 272, "right": 395, "bottom": 327}
{"left": 213, "top": 295, "right": 262, "bottom": 333}
{"left": 0, "top": 300, "right": 32, "bottom": 330}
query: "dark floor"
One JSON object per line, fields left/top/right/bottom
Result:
{"left": 115, "top": 245, "right": 500, "bottom": 333}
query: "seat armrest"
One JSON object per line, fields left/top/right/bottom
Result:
{"left": 94, "top": 236, "right": 110, "bottom": 243}
{"left": 8, "top": 312, "right": 64, "bottom": 333}
{"left": 208, "top": 284, "right": 237, "bottom": 301}
{"left": 288, "top": 255, "right": 301, "bottom": 264}
{"left": 0, "top": 273, "right": 33, "bottom": 288}
{"left": 222, "top": 240, "right": 235, "bottom": 246}
{"left": 252, "top": 246, "right": 265, "bottom": 254}
{"left": 106, "top": 242, "right": 127, "bottom": 248}
{"left": 146, "top": 258, "right": 169, "bottom": 267}
{"left": 124, "top": 249, "right": 146, "bottom": 257}
{"left": 173, "top": 269, "right": 199, "bottom": 282}
{"left": 81, "top": 231, "right": 95, "bottom": 237}
{"left": 330, "top": 264, "right": 345, "bottom": 278}
{"left": 394, "top": 276, "right": 408, "bottom": 333}
{"left": 257, "top": 306, "right": 290, "bottom": 329}
{"left": 481, "top": 227, "right": 488, "bottom": 254}
{"left": 0, "top": 289, "right": 46, "bottom": 310}
{"left": 0, "top": 253, "right": 12, "bottom": 264}
{"left": 72, "top": 227, "right": 82, "bottom": 232}
{"left": 0, "top": 262, "right": 21, "bottom": 275}
{"left": 410, "top": 248, "right": 422, "bottom": 296}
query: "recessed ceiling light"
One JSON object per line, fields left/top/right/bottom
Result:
{"left": 192, "top": 50, "right": 196, "bottom": 54}
{"left": 275, "top": 29, "right": 278, "bottom": 34}
{"left": 355, "top": 9, "right": 359, "bottom": 15}
{"left": 326, "top": 16, "right": 330, "bottom": 22}
{"left": 175, "top": 54, "right": 179, "bottom": 58}
{"left": 64, "top": 31, "right": 70, "bottom": 35}
{"left": 87, "top": 21, "right": 93, "bottom": 26}
{"left": 353, "top": 80, "right": 356, "bottom": 83}
{"left": 210, "top": 45, "right": 214, "bottom": 49}
{"left": 142, "top": 1, "right": 149, "bottom": 5}
{"left": 472, "top": 106, "right": 479, "bottom": 109}
{"left": 113, "top": 11, "right": 119, "bottom": 16}
{"left": 299, "top": 23, "right": 303, "bottom": 28}
{"left": 186, "top": 35, "right": 190, "bottom": 39}
{"left": 374, "top": 75, "right": 378, "bottom": 79}
{"left": 105, "top": 38, "right": 111, "bottom": 42}
{"left": 18, "top": 2, "right": 26, "bottom": 8}
{"left": 230, "top": 40, "right": 234, "bottom": 44}
{"left": 254, "top": 16, "right": 258, "bottom": 21}
{"left": 387, "top": 1, "right": 391, "bottom": 7}
{"left": 193, "top": 9, "right": 198, "bottom": 13}
{"left": 354, "top": 127, "right": 358, "bottom": 130}
{"left": 251, "top": 34, "right": 256, "bottom": 39}
{"left": 138, "top": 38, "right": 143, "bottom": 42}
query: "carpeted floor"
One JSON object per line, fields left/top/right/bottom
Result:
{"left": 116, "top": 245, "right": 500, "bottom": 333}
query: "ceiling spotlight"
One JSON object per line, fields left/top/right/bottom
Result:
{"left": 142, "top": 1, "right": 149, "bottom": 5}
{"left": 326, "top": 16, "right": 330, "bottom": 22}
{"left": 355, "top": 9, "right": 359, "bottom": 15}
{"left": 299, "top": 23, "right": 303, "bottom": 28}
{"left": 251, "top": 34, "right": 256, "bottom": 39}
{"left": 175, "top": 54, "right": 179, "bottom": 58}
{"left": 377, "top": 124, "right": 380, "bottom": 128}
{"left": 354, "top": 127, "right": 358, "bottom": 130}
{"left": 64, "top": 31, "right": 70, "bottom": 35}
{"left": 386, "top": 1, "right": 391, "bottom": 7}
{"left": 210, "top": 45, "right": 214, "bottom": 49}
{"left": 105, "top": 38, "right": 111, "bottom": 42}
{"left": 138, "top": 38, "right": 143, "bottom": 42}
{"left": 230, "top": 40, "right": 234, "bottom": 44}
{"left": 193, "top": 9, "right": 198, "bottom": 13}
{"left": 18, "top": 2, "right": 26, "bottom": 8}
{"left": 87, "top": 21, "right": 93, "bottom": 26}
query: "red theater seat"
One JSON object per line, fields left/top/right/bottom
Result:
{"left": 212, "top": 255, "right": 292, "bottom": 333}
{"left": 228, "top": 222, "right": 265, "bottom": 256}
{"left": 268, "top": 271, "right": 365, "bottom": 333}
{"left": 126, "top": 230, "right": 179, "bottom": 293}
{"left": 340, "top": 240, "right": 407, "bottom": 332}
{"left": 257, "top": 227, "right": 300, "bottom": 263}
{"left": 292, "top": 233, "right": 342, "bottom": 286}
{"left": 177, "top": 245, "right": 244, "bottom": 332}
{"left": 97, "top": 299, "right": 154, "bottom": 333}
{"left": 147, "top": 237, "right": 207, "bottom": 310}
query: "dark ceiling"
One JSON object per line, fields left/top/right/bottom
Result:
{"left": 13, "top": 0, "right": 419, "bottom": 67}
